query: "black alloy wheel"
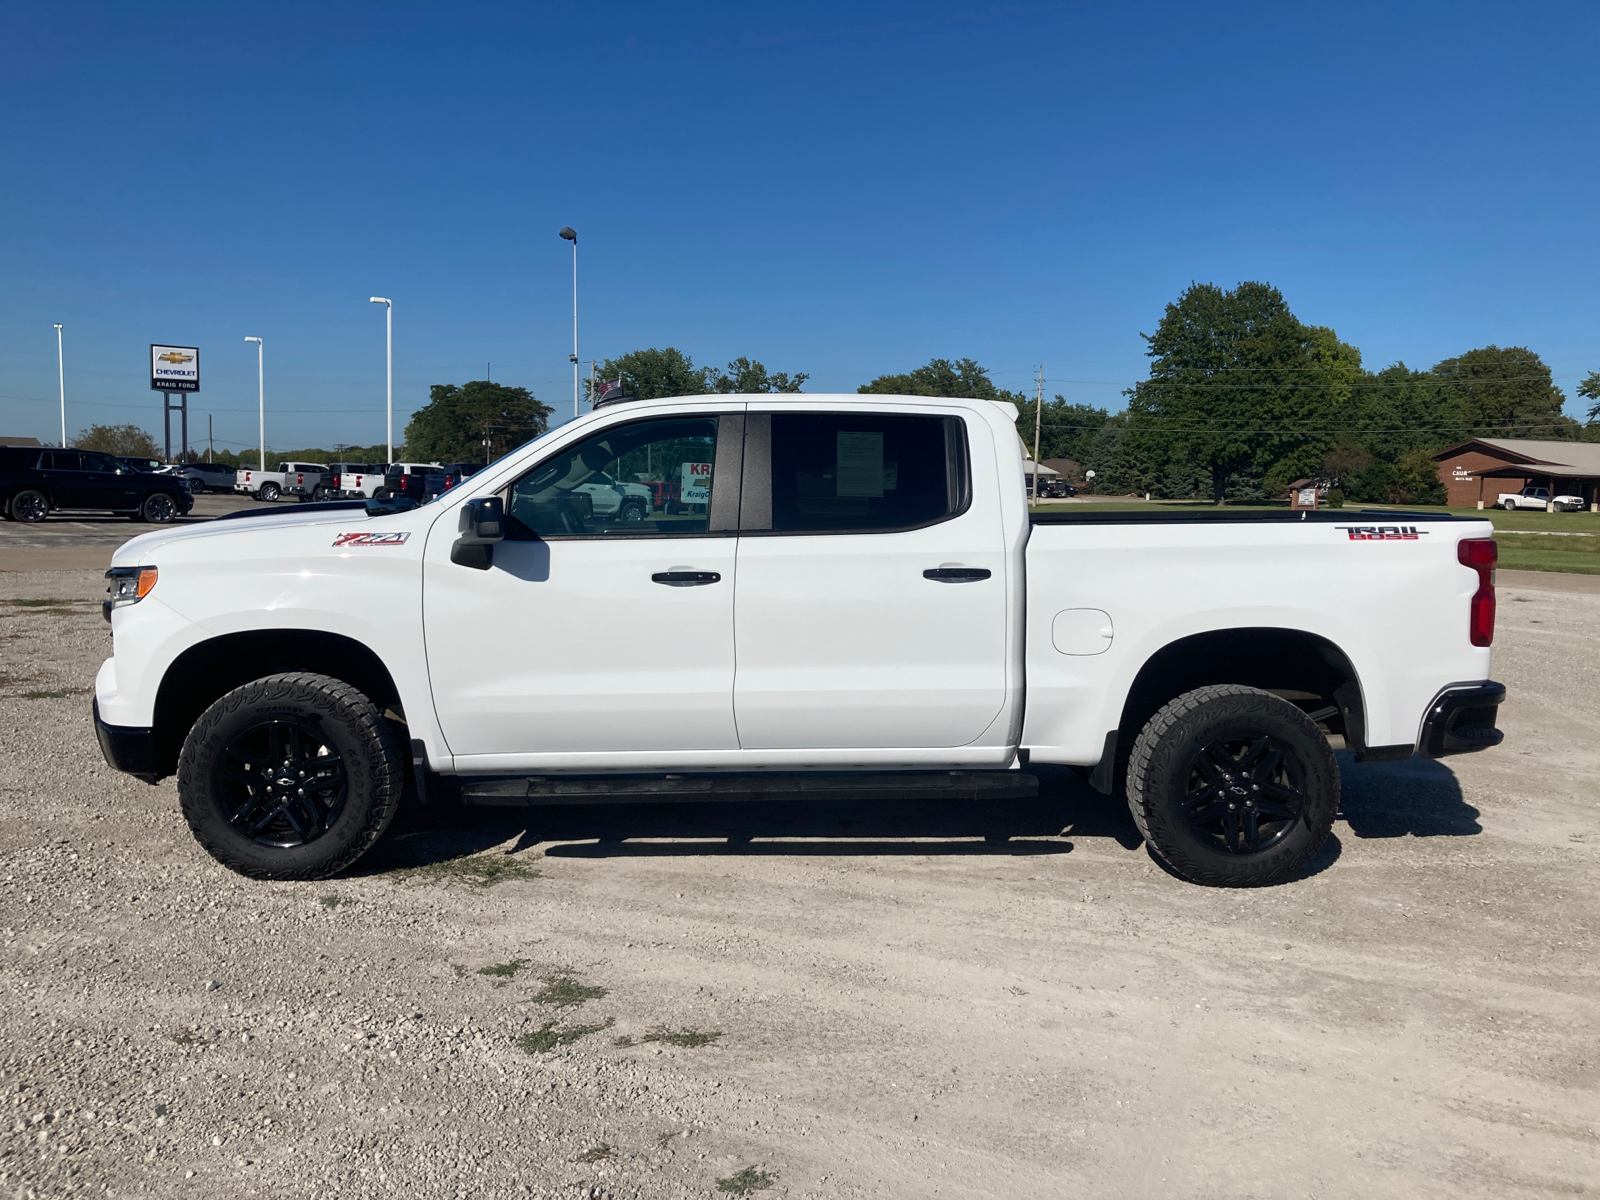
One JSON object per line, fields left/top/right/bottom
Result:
{"left": 178, "top": 673, "right": 405, "bottom": 879}
{"left": 189, "top": 477, "right": 204, "bottom": 496}
{"left": 11, "top": 489, "right": 49, "bottom": 522}
{"left": 218, "top": 718, "right": 348, "bottom": 847}
{"left": 1180, "top": 735, "right": 1305, "bottom": 854}
{"left": 1125, "top": 684, "right": 1338, "bottom": 887}
{"left": 142, "top": 492, "right": 178, "bottom": 523}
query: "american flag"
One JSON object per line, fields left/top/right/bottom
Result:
{"left": 595, "top": 379, "right": 625, "bottom": 403}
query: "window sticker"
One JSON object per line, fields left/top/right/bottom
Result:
{"left": 835, "top": 431, "right": 885, "bottom": 497}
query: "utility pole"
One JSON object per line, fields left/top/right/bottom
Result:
{"left": 207, "top": 414, "right": 213, "bottom": 463}
{"left": 559, "top": 227, "right": 579, "bottom": 418}
{"left": 53, "top": 325, "right": 65, "bottom": 448}
{"left": 1031, "top": 365, "right": 1044, "bottom": 502}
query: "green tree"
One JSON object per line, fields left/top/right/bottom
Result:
{"left": 1578, "top": 370, "right": 1600, "bottom": 423}
{"left": 859, "top": 357, "right": 1025, "bottom": 403}
{"left": 1431, "top": 346, "right": 1572, "bottom": 436}
{"left": 1127, "top": 282, "right": 1344, "bottom": 504}
{"left": 709, "top": 357, "right": 808, "bottom": 394}
{"left": 404, "top": 380, "right": 551, "bottom": 463}
{"left": 593, "top": 348, "right": 711, "bottom": 401}
{"left": 1014, "top": 397, "right": 1111, "bottom": 466}
{"left": 74, "top": 424, "right": 160, "bottom": 458}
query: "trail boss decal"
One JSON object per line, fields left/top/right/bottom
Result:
{"left": 333, "top": 531, "right": 411, "bottom": 548}
{"left": 1335, "top": 525, "right": 1429, "bottom": 541}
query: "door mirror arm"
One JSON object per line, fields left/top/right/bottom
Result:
{"left": 451, "top": 496, "right": 505, "bottom": 570}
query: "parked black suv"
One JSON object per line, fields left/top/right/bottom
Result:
{"left": 0, "top": 447, "right": 195, "bottom": 523}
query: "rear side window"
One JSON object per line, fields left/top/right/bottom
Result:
{"left": 41, "top": 451, "right": 82, "bottom": 471}
{"left": 753, "top": 413, "right": 968, "bottom": 534}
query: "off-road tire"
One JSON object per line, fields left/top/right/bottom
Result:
{"left": 141, "top": 492, "right": 178, "bottom": 523}
{"left": 259, "top": 482, "right": 280, "bottom": 502}
{"left": 178, "top": 673, "right": 405, "bottom": 880}
{"left": 10, "top": 489, "right": 49, "bottom": 523}
{"left": 1126, "top": 684, "right": 1338, "bottom": 888}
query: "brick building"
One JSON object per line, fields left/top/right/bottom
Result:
{"left": 1433, "top": 438, "right": 1600, "bottom": 509}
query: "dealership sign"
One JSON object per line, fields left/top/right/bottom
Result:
{"left": 150, "top": 345, "right": 200, "bottom": 391}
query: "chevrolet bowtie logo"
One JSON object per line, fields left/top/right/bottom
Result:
{"left": 157, "top": 351, "right": 193, "bottom": 364}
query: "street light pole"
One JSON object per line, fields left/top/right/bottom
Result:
{"left": 53, "top": 324, "right": 64, "bottom": 448}
{"left": 559, "top": 227, "right": 578, "bottom": 418}
{"left": 245, "top": 337, "right": 264, "bottom": 470}
{"left": 370, "top": 298, "right": 393, "bottom": 463}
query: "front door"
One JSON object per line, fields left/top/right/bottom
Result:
{"left": 732, "top": 408, "right": 1010, "bottom": 750}
{"left": 424, "top": 412, "right": 745, "bottom": 763}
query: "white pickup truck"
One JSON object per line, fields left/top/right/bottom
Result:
{"left": 233, "top": 461, "right": 329, "bottom": 503}
{"left": 94, "top": 394, "right": 1505, "bottom": 888}
{"left": 1496, "top": 485, "right": 1585, "bottom": 512}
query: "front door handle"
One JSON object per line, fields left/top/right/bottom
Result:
{"left": 923, "top": 567, "right": 991, "bottom": 583}
{"left": 652, "top": 570, "right": 722, "bottom": 587}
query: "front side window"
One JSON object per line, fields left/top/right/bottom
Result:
{"left": 81, "top": 453, "right": 117, "bottom": 474}
{"left": 764, "top": 413, "right": 966, "bottom": 533}
{"left": 505, "top": 416, "right": 720, "bottom": 539}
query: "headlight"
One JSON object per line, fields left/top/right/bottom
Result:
{"left": 103, "top": 566, "right": 158, "bottom": 622}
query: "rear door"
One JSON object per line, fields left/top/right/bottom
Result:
{"left": 732, "top": 407, "right": 1010, "bottom": 749}
{"left": 38, "top": 451, "right": 92, "bottom": 507}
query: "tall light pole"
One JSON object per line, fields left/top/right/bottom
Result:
{"left": 245, "top": 337, "right": 264, "bottom": 470}
{"left": 370, "top": 297, "right": 393, "bottom": 463}
{"left": 52, "top": 324, "right": 65, "bottom": 448}
{"left": 559, "top": 226, "right": 578, "bottom": 418}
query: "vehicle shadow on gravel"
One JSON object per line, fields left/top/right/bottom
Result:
{"left": 1335, "top": 752, "right": 1481, "bottom": 838}
{"left": 359, "top": 767, "right": 1142, "bottom": 869}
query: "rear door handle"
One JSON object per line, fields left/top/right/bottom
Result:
{"left": 923, "top": 567, "right": 991, "bottom": 582}
{"left": 651, "top": 571, "right": 722, "bottom": 587}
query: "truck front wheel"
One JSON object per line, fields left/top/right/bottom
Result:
{"left": 1125, "top": 685, "right": 1338, "bottom": 888}
{"left": 177, "top": 673, "right": 405, "bottom": 880}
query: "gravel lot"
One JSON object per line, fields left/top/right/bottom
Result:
{"left": 0, "top": 566, "right": 1594, "bottom": 1199}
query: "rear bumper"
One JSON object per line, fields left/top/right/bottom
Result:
{"left": 92, "top": 697, "right": 161, "bottom": 784}
{"left": 1419, "top": 681, "right": 1506, "bottom": 758}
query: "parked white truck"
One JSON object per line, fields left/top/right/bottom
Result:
{"left": 1496, "top": 485, "right": 1585, "bottom": 512}
{"left": 95, "top": 394, "right": 1505, "bottom": 887}
{"left": 233, "top": 462, "right": 329, "bottom": 502}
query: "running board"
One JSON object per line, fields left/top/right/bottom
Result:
{"left": 458, "top": 770, "right": 1039, "bottom": 807}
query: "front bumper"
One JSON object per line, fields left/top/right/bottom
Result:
{"left": 92, "top": 697, "right": 161, "bottom": 784}
{"left": 1419, "top": 681, "right": 1506, "bottom": 758}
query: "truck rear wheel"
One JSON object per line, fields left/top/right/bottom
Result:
{"left": 177, "top": 672, "right": 405, "bottom": 880}
{"left": 259, "top": 482, "right": 280, "bottom": 502}
{"left": 1125, "top": 685, "right": 1338, "bottom": 888}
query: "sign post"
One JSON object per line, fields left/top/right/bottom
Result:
{"left": 150, "top": 345, "right": 199, "bottom": 463}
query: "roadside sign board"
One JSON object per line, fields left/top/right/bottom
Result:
{"left": 150, "top": 345, "right": 200, "bottom": 391}
{"left": 681, "top": 461, "right": 712, "bottom": 504}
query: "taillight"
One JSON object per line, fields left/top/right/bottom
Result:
{"left": 1458, "top": 538, "right": 1497, "bottom": 647}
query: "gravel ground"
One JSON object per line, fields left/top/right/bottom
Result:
{"left": 0, "top": 569, "right": 1595, "bottom": 1199}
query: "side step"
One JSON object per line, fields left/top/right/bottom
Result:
{"left": 459, "top": 770, "right": 1039, "bottom": 807}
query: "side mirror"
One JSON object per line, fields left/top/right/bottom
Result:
{"left": 451, "top": 496, "right": 504, "bottom": 570}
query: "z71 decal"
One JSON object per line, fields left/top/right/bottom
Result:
{"left": 1335, "top": 525, "right": 1429, "bottom": 541}
{"left": 333, "top": 531, "right": 411, "bottom": 548}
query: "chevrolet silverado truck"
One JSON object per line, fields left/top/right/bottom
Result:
{"left": 233, "top": 462, "right": 328, "bottom": 502}
{"left": 93, "top": 394, "right": 1506, "bottom": 887}
{"left": 1497, "top": 485, "right": 1585, "bottom": 512}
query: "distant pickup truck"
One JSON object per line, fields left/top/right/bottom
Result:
{"left": 95, "top": 393, "right": 1506, "bottom": 889}
{"left": 234, "top": 462, "right": 329, "bottom": 503}
{"left": 332, "top": 464, "right": 392, "bottom": 501}
{"left": 1497, "top": 486, "right": 1585, "bottom": 512}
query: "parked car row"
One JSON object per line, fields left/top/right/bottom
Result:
{"left": 0, "top": 447, "right": 195, "bottom": 523}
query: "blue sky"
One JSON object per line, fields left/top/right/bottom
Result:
{"left": 2, "top": 1, "right": 1597, "bottom": 454}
